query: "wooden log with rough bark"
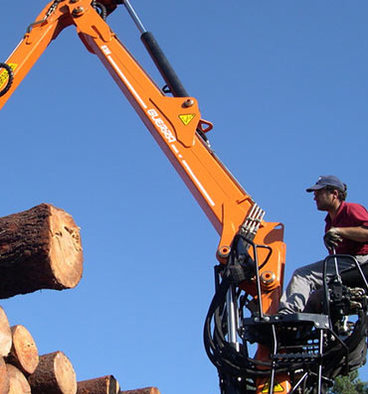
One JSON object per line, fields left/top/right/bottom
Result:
{"left": 0, "top": 306, "right": 12, "bottom": 357}
{"left": 6, "top": 363, "right": 31, "bottom": 393}
{"left": 6, "top": 325, "right": 39, "bottom": 375}
{"left": 0, "top": 203, "right": 83, "bottom": 298}
{"left": 28, "top": 351, "right": 77, "bottom": 394}
{"left": 120, "top": 388, "right": 160, "bottom": 394}
{"left": 77, "top": 375, "right": 120, "bottom": 393}
{"left": 0, "top": 357, "right": 10, "bottom": 394}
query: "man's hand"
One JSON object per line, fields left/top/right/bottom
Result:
{"left": 324, "top": 227, "right": 343, "bottom": 250}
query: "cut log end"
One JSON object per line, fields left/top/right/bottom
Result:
{"left": 6, "top": 325, "right": 39, "bottom": 375}
{"left": 0, "top": 203, "right": 83, "bottom": 298}
{"left": 0, "top": 307, "right": 12, "bottom": 357}
{"left": 0, "top": 358, "right": 10, "bottom": 394}
{"left": 6, "top": 364, "right": 31, "bottom": 394}
{"left": 54, "top": 351, "right": 77, "bottom": 394}
{"left": 48, "top": 205, "right": 83, "bottom": 289}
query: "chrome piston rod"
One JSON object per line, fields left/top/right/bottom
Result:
{"left": 123, "top": 0, "right": 147, "bottom": 33}
{"left": 226, "top": 285, "right": 240, "bottom": 351}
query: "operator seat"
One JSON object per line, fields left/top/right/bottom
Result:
{"left": 340, "top": 261, "right": 368, "bottom": 288}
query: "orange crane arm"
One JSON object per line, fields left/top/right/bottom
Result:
{"left": 0, "top": 1, "right": 285, "bottom": 297}
{"left": 0, "top": 2, "right": 289, "bottom": 391}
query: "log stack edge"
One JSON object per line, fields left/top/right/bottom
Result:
{"left": 0, "top": 204, "right": 160, "bottom": 393}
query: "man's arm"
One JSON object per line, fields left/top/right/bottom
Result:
{"left": 330, "top": 226, "right": 368, "bottom": 243}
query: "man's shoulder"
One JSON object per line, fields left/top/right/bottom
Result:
{"left": 343, "top": 201, "right": 368, "bottom": 219}
{"left": 344, "top": 201, "right": 368, "bottom": 211}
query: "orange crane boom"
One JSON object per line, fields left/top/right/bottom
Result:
{"left": 0, "top": 1, "right": 290, "bottom": 392}
{"left": 0, "top": 0, "right": 286, "bottom": 303}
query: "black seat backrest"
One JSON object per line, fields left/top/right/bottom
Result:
{"left": 340, "top": 262, "right": 368, "bottom": 288}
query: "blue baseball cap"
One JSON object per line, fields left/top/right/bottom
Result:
{"left": 306, "top": 175, "right": 346, "bottom": 192}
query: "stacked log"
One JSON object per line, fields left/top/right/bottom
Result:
{"left": 0, "top": 305, "right": 161, "bottom": 393}
{"left": 6, "top": 364, "right": 31, "bottom": 393}
{"left": 0, "top": 309, "right": 33, "bottom": 392}
{"left": 76, "top": 377, "right": 161, "bottom": 394}
{"left": 0, "top": 357, "right": 10, "bottom": 394}
{"left": 0, "top": 204, "right": 160, "bottom": 393}
{"left": 7, "top": 325, "right": 39, "bottom": 376}
{"left": 0, "top": 307, "right": 12, "bottom": 358}
{"left": 77, "top": 375, "right": 120, "bottom": 393}
{"left": 28, "top": 351, "right": 76, "bottom": 393}
{"left": 120, "top": 388, "right": 160, "bottom": 394}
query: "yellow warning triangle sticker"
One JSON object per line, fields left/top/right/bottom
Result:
{"left": 179, "top": 113, "right": 196, "bottom": 126}
{"left": 261, "top": 382, "right": 284, "bottom": 392}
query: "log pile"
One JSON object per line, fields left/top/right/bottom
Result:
{"left": 0, "top": 204, "right": 160, "bottom": 394}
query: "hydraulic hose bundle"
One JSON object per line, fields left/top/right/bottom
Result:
{"left": 203, "top": 242, "right": 368, "bottom": 393}
{"left": 203, "top": 236, "right": 286, "bottom": 393}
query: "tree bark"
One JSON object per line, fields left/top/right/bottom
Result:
{"left": 120, "top": 388, "right": 160, "bottom": 394}
{"left": 0, "top": 358, "right": 10, "bottom": 394}
{"left": 6, "top": 325, "right": 39, "bottom": 375}
{"left": 0, "top": 306, "right": 12, "bottom": 357}
{"left": 6, "top": 363, "right": 31, "bottom": 393}
{"left": 28, "top": 351, "right": 77, "bottom": 394}
{"left": 77, "top": 375, "right": 120, "bottom": 393}
{"left": 0, "top": 203, "right": 83, "bottom": 298}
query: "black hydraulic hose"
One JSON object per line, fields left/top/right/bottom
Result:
{"left": 91, "top": 1, "right": 107, "bottom": 20}
{"left": 204, "top": 277, "right": 230, "bottom": 366}
{"left": 141, "top": 32, "right": 189, "bottom": 97}
{"left": 0, "top": 63, "right": 13, "bottom": 97}
{"left": 203, "top": 274, "right": 282, "bottom": 377}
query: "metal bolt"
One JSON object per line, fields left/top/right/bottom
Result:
{"left": 260, "top": 271, "right": 276, "bottom": 285}
{"left": 217, "top": 246, "right": 230, "bottom": 259}
{"left": 183, "top": 99, "right": 194, "bottom": 108}
{"left": 72, "top": 6, "right": 84, "bottom": 16}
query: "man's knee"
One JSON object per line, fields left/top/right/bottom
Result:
{"left": 303, "top": 289, "right": 324, "bottom": 313}
{"left": 291, "top": 260, "right": 324, "bottom": 281}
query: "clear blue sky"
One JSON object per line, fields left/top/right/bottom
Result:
{"left": 1, "top": 1, "right": 368, "bottom": 392}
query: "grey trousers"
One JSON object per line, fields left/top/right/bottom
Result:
{"left": 279, "top": 254, "right": 368, "bottom": 314}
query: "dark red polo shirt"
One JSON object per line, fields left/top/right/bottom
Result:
{"left": 325, "top": 201, "right": 368, "bottom": 255}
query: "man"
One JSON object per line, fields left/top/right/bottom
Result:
{"left": 279, "top": 175, "right": 368, "bottom": 314}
